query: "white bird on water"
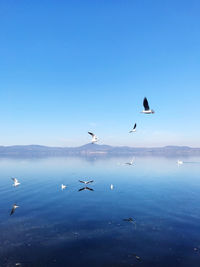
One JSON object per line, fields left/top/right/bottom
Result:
{"left": 177, "top": 160, "right": 183, "bottom": 165}
{"left": 11, "top": 178, "right": 20, "bottom": 187}
{"left": 141, "top": 97, "right": 155, "bottom": 114}
{"left": 88, "top": 132, "right": 98, "bottom": 144}
{"left": 110, "top": 184, "right": 114, "bottom": 190}
{"left": 125, "top": 158, "right": 135, "bottom": 166}
{"left": 61, "top": 184, "right": 67, "bottom": 190}
{"left": 129, "top": 123, "right": 137, "bottom": 133}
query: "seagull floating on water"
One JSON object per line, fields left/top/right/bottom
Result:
{"left": 88, "top": 132, "right": 98, "bottom": 144}
{"left": 141, "top": 97, "right": 155, "bottom": 114}
{"left": 79, "top": 180, "right": 94, "bottom": 185}
{"left": 10, "top": 203, "right": 19, "bottom": 216}
{"left": 129, "top": 123, "right": 137, "bottom": 133}
{"left": 61, "top": 184, "right": 67, "bottom": 190}
{"left": 177, "top": 160, "right": 183, "bottom": 165}
{"left": 78, "top": 187, "right": 94, "bottom": 192}
{"left": 11, "top": 178, "right": 20, "bottom": 187}
{"left": 125, "top": 158, "right": 134, "bottom": 165}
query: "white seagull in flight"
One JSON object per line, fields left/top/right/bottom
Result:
{"left": 88, "top": 132, "right": 98, "bottom": 144}
{"left": 141, "top": 97, "right": 155, "bottom": 114}
{"left": 129, "top": 123, "right": 137, "bottom": 133}
{"left": 11, "top": 178, "right": 20, "bottom": 187}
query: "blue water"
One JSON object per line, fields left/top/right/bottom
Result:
{"left": 1, "top": 156, "right": 200, "bottom": 267}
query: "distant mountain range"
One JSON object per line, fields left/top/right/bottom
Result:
{"left": 0, "top": 143, "right": 200, "bottom": 157}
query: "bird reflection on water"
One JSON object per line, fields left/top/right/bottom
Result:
{"left": 78, "top": 186, "right": 94, "bottom": 192}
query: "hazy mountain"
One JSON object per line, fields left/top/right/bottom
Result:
{"left": 0, "top": 143, "right": 199, "bottom": 157}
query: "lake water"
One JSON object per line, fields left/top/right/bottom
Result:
{"left": 1, "top": 156, "right": 200, "bottom": 267}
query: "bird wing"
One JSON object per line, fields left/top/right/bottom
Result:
{"left": 11, "top": 178, "right": 18, "bottom": 183}
{"left": 86, "top": 187, "right": 94, "bottom": 191}
{"left": 79, "top": 180, "right": 85, "bottom": 184}
{"left": 88, "top": 132, "right": 95, "bottom": 137}
{"left": 143, "top": 97, "right": 150, "bottom": 110}
{"left": 78, "top": 187, "right": 86, "bottom": 191}
{"left": 133, "top": 123, "right": 136, "bottom": 130}
{"left": 86, "top": 180, "right": 93, "bottom": 184}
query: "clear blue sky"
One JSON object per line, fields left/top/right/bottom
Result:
{"left": 0, "top": 0, "right": 200, "bottom": 147}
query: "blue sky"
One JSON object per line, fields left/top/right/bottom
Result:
{"left": 0, "top": 0, "right": 200, "bottom": 147}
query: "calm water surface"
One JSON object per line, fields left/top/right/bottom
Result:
{"left": 0, "top": 156, "right": 200, "bottom": 267}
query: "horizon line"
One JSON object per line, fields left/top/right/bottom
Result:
{"left": 0, "top": 143, "right": 198, "bottom": 149}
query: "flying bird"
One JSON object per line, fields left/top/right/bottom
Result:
{"left": 88, "top": 132, "right": 98, "bottom": 144}
{"left": 141, "top": 97, "right": 155, "bottom": 114}
{"left": 61, "top": 184, "right": 67, "bottom": 190}
{"left": 10, "top": 203, "right": 19, "bottom": 216}
{"left": 79, "top": 180, "right": 94, "bottom": 185}
{"left": 110, "top": 184, "right": 114, "bottom": 190}
{"left": 129, "top": 123, "right": 137, "bottom": 133}
{"left": 78, "top": 187, "right": 94, "bottom": 192}
{"left": 11, "top": 178, "right": 20, "bottom": 187}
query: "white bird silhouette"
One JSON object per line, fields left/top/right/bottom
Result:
{"left": 110, "top": 184, "right": 114, "bottom": 190}
{"left": 11, "top": 178, "right": 20, "bottom": 187}
{"left": 141, "top": 97, "right": 155, "bottom": 114}
{"left": 88, "top": 132, "right": 98, "bottom": 143}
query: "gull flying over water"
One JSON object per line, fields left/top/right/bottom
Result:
{"left": 11, "top": 178, "right": 20, "bottom": 187}
{"left": 129, "top": 123, "right": 137, "bottom": 133}
{"left": 10, "top": 203, "right": 19, "bottom": 216}
{"left": 141, "top": 97, "right": 155, "bottom": 114}
{"left": 78, "top": 187, "right": 94, "bottom": 192}
{"left": 79, "top": 180, "right": 94, "bottom": 185}
{"left": 88, "top": 132, "right": 98, "bottom": 144}
{"left": 110, "top": 184, "right": 114, "bottom": 190}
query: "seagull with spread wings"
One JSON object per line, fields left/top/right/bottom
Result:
{"left": 129, "top": 123, "right": 137, "bottom": 133}
{"left": 88, "top": 132, "right": 98, "bottom": 144}
{"left": 141, "top": 97, "right": 155, "bottom": 114}
{"left": 11, "top": 178, "right": 20, "bottom": 187}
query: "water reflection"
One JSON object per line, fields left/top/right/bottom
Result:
{"left": 78, "top": 186, "right": 94, "bottom": 192}
{"left": 0, "top": 156, "right": 200, "bottom": 266}
{"left": 10, "top": 203, "right": 19, "bottom": 216}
